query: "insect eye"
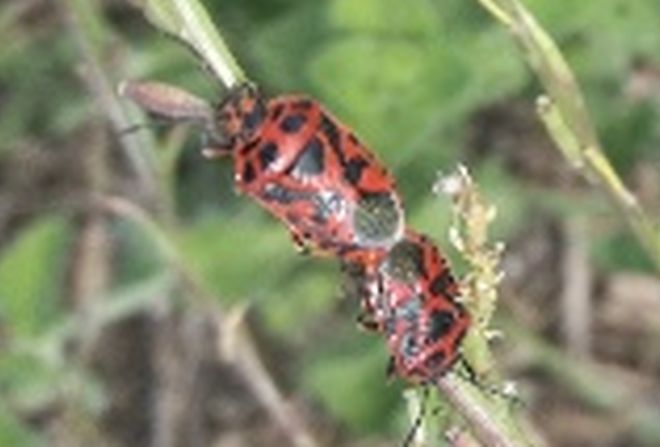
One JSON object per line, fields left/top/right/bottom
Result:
{"left": 242, "top": 99, "right": 267, "bottom": 133}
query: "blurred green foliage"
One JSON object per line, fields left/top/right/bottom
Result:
{"left": 1, "top": 0, "right": 659, "bottom": 443}
{"left": 0, "top": 403, "right": 42, "bottom": 447}
{"left": 0, "top": 216, "right": 70, "bottom": 337}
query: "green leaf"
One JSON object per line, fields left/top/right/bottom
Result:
{"left": 460, "top": 30, "right": 527, "bottom": 106}
{"left": 0, "top": 352, "right": 63, "bottom": 415}
{"left": 113, "top": 219, "right": 165, "bottom": 286}
{"left": 98, "top": 273, "right": 174, "bottom": 326}
{"left": 178, "top": 215, "right": 296, "bottom": 301}
{"left": 140, "top": 0, "right": 180, "bottom": 37}
{"left": 408, "top": 195, "right": 454, "bottom": 244}
{"left": 262, "top": 267, "right": 337, "bottom": 340}
{"left": 249, "top": 3, "right": 325, "bottom": 89}
{"left": 308, "top": 36, "right": 438, "bottom": 160}
{"left": 524, "top": 0, "right": 660, "bottom": 70}
{"left": 0, "top": 403, "right": 43, "bottom": 447}
{"left": 308, "top": 29, "right": 525, "bottom": 172}
{"left": 302, "top": 334, "right": 400, "bottom": 432}
{"left": 592, "top": 230, "right": 656, "bottom": 273}
{"left": 330, "top": 0, "right": 438, "bottom": 36}
{"left": 0, "top": 38, "right": 84, "bottom": 146}
{"left": 0, "top": 216, "right": 71, "bottom": 337}
{"left": 581, "top": 1, "right": 660, "bottom": 79}
{"left": 137, "top": 0, "right": 246, "bottom": 86}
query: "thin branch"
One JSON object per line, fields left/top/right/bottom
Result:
{"left": 434, "top": 375, "right": 520, "bottom": 447}
{"left": 138, "top": 0, "right": 247, "bottom": 88}
{"left": 433, "top": 166, "right": 545, "bottom": 447}
{"left": 478, "top": 0, "right": 660, "bottom": 272}
{"left": 61, "top": 0, "right": 158, "bottom": 199}
{"left": 559, "top": 216, "right": 592, "bottom": 358}
{"left": 59, "top": 0, "right": 115, "bottom": 362}
{"left": 100, "top": 196, "right": 321, "bottom": 447}
{"left": 217, "top": 308, "right": 320, "bottom": 447}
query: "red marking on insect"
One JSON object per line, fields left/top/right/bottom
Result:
{"left": 120, "top": 81, "right": 405, "bottom": 261}
{"left": 348, "top": 229, "right": 470, "bottom": 382}
{"left": 205, "top": 84, "right": 406, "bottom": 260}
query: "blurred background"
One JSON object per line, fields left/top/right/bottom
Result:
{"left": 1, "top": 0, "right": 660, "bottom": 446}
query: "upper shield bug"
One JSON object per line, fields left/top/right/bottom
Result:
{"left": 120, "top": 81, "right": 405, "bottom": 261}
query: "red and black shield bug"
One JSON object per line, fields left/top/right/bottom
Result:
{"left": 348, "top": 229, "right": 471, "bottom": 382}
{"left": 121, "top": 81, "right": 405, "bottom": 261}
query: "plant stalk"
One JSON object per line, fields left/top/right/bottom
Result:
{"left": 478, "top": 0, "right": 660, "bottom": 273}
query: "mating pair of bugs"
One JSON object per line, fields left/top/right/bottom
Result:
{"left": 121, "top": 77, "right": 470, "bottom": 385}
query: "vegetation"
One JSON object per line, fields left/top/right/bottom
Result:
{"left": 0, "top": 0, "right": 658, "bottom": 446}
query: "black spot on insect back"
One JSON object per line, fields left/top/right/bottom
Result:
{"left": 429, "top": 270, "right": 454, "bottom": 297}
{"left": 258, "top": 142, "right": 279, "bottom": 170}
{"left": 428, "top": 310, "right": 454, "bottom": 343}
{"left": 262, "top": 183, "right": 311, "bottom": 204}
{"left": 292, "top": 99, "right": 313, "bottom": 110}
{"left": 242, "top": 100, "right": 267, "bottom": 134}
{"left": 426, "top": 351, "right": 446, "bottom": 371}
{"left": 292, "top": 137, "right": 324, "bottom": 176}
{"left": 320, "top": 113, "right": 341, "bottom": 155}
{"left": 242, "top": 162, "right": 256, "bottom": 184}
{"left": 401, "top": 332, "right": 418, "bottom": 359}
{"left": 271, "top": 103, "right": 285, "bottom": 121}
{"left": 240, "top": 137, "right": 261, "bottom": 156}
{"left": 280, "top": 114, "right": 307, "bottom": 133}
{"left": 343, "top": 157, "right": 369, "bottom": 185}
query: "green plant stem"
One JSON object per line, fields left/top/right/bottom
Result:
{"left": 478, "top": 0, "right": 660, "bottom": 273}
{"left": 62, "top": 0, "right": 159, "bottom": 199}
{"left": 434, "top": 167, "right": 543, "bottom": 447}
{"left": 171, "top": 0, "right": 246, "bottom": 87}
{"left": 141, "top": 0, "right": 247, "bottom": 88}
{"left": 435, "top": 375, "right": 532, "bottom": 447}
